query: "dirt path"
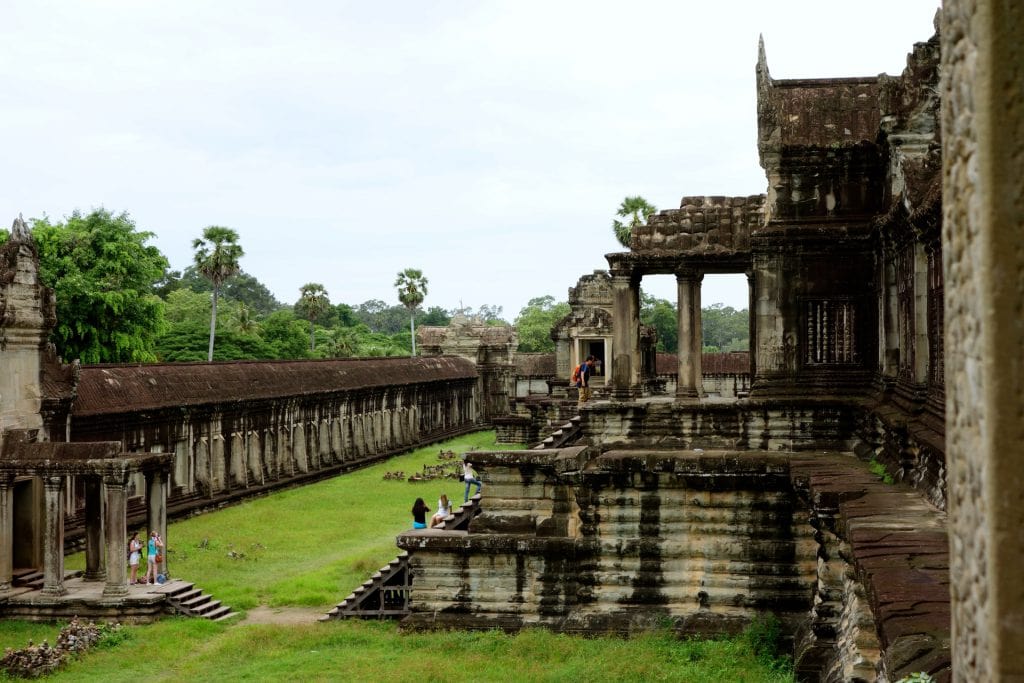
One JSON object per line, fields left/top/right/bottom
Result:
{"left": 239, "top": 605, "right": 326, "bottom": 625}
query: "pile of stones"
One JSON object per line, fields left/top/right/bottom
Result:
{"left": 382, "top": 471, "right": 406, "bottom": 480}
{"left": 1, "top": 617, "right": 121, "bottom": 678}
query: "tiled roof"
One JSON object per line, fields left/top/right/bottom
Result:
{"left": 73, "top": 356, "right": 477, "bottom": 416}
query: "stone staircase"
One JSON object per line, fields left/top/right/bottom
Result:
{"left": 322, "top": 496, "right": 482, "bottom": 620}
{"left": 11, "top": 568, "right": 82, "bottom": 590}
{"left": 155, "top": 580, "right": 237, "bottom": 621}
{"left": 533, "top": 415, "right": 581, "bottom": 449}
{"left": 321, "top": 551, "right": 411, "bottom": 620}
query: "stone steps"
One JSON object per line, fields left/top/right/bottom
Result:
{"left": 159, "top": 580, "right": 237, "bottom": 622}
{"left": 321, "top": 550, "right": 412, "bottom": 621}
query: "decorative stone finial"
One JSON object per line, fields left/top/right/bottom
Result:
{"left": 10, "top": 214, "right": 31, "bottom": 243}
{"left": 756, "top": 34, "right": 771, "bottom": 83}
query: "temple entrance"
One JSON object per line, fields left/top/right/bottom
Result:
{"left": 12, "top": 478, "right": 41, "bottom": 569}
{"left": 580, "top": 339, "right": 605, "bottom": 378}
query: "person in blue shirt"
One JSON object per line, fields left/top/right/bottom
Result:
{"left": 577, "top": 355, "right": 596, "bottom": 404}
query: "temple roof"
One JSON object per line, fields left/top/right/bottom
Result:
{"left": 72, "top": 356, "right": 477, "bottom": 416}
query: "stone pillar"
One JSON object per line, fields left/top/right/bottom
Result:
{"left": 675, "top": 269, "right": 705, "bottom": 399}
{"left": 82, "top": 477, "right": 105, "bottom": 581}
{"left": 102, "top": 472, "right": 129, "bottom": 598}
{"left": 40, "top": 475, "right": 66, "bottom": 596}
{"left": 610, "top": 272, "right": 641, "bottom": 399}
{"left": 0, "top": 474, "right": 13, "bottom": 592}
{"left": 942, "top": 1, "right": 1024, "bottom": 679}
{"left": 146, "top": 469, "right": 169, "bottom": 579}
{"left": 746, "top": 270, "right": 756, "bottom": 380}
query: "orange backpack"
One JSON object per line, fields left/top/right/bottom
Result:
{"left": 570, "top": 364, "right": 582, "bottom": 384}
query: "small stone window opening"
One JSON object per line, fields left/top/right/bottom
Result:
{"left": 804, "top": 299, "right": 857, "bottom": 365}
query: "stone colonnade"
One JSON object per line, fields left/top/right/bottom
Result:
{"left": 0, "top": 451, "right": 172, "bottom": 599}
{"left": 69, "top": 360, "right": 480, "bottom": 516}
{"left": 608, "top": 262, "right": 750, "bottom": 400}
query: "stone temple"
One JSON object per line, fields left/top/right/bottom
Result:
{"left": 3, "top": 3, "right": 1024, "bottom": 682}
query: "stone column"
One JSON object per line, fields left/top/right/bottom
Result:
{"left": 610, "top": 272, "right": 641, "bottom": 399}
{"left": 146, "top": 469, "right": 169, "bottom": 579}
{"left": 942, "top": 1, "right": 1024, "bottom": 679}
{"left": 0, "top": 474, "right": 13, "bottom": 593}
{"left": 675, "top": 269, "right": 705, "bottom": 399}
{"left": 40, "top": 475, "right": 67, "bottom": 597}
{"left": 102, "top": 472, "right": 129, "bottom": 597}
{"left": 746, "top": 269, "right": 756, "bottom": 380}
{"left": 82, "top": 477, "right": 105, "bottom": 581}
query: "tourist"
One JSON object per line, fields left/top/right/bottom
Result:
{"left": 578, "top": 355, "right": 597, "bottom": 405}
{"left": 145, "top": 530, "right": 163, "bottom": 585}
{"left": 127, "top": 532, "right": 142, "bottom": 585}
{"left": 411, "top": 498, "right": 430, "bottom": 529}
{"left": 429, "top": 493, "right": 451, "bottom": 528}
{"left": 462, "top": 461, "right": 482, "bottom": 502}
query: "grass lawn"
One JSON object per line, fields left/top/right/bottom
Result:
{"left": 3, "top": 431, "right": 795, "bottom": 682}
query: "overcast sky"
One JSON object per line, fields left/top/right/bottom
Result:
{"left": 1, "top": 1, "right": 940, "bottom": 319}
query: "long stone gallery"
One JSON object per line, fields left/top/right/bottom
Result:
{"left": 2, "top": 3, "right": 1022, "bottom": 681}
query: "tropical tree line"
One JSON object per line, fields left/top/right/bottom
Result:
{"left": 0, "top": 208, "right": 747, "bottom": 364}
{"left": 0, "top": 209, "right": 507, "bottom": 364}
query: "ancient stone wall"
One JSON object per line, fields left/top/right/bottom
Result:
{"left": 631, "top": 196, "right": 764, "bottom": 254}
{"left": 941, "top": 1, "right": 1024, "bottom": 679}
{"left": 401, "top": 450, "right": 818, "bottom": 635}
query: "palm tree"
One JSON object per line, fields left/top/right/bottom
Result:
{"left": 192, "top": 226, "right": 244, "bottom": 361}
{"left": 296, "top": 283, "right": 330, "bottom": 351}
{"left": 394, "top": 268, "right": 428, "bottom": 356}
{"left": 612, "top": 196, "right": 657, "bottom": 248}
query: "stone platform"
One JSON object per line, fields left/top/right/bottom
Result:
{"left": 1, "top": 577, "right": 190, "bottom": 623}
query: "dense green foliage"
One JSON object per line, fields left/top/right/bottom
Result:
{"left": 515, "top": 296, "right": 571, "bottom": 352}
{"left": 641, "top": 292, "right": 679, "bottom": 353}
{"left": 28, "top": 210, "right": 168, "bottom": 363}
{"left": 166, "top": 266, "right": 282, "bottom": 315}
{"left": 13, "top": 431, "right": 794, "bottom": 682}
{"left": 701, "top": 303, "right": 749, "bottom": 352}
{"left": 640, "top": 295, "right": 749, "bottom": 354}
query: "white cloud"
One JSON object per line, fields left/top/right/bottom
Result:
{"left": 0, "top": 0, "right": 941, "bottom": 318}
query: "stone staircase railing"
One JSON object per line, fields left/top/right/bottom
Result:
{"left": 322, "top": 495, "right": 482, "bottom": 620}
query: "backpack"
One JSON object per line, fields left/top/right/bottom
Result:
{"left": 570, "top": 364, "right": 582, "bottom": 385}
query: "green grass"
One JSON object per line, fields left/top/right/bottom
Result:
{"left": 69, "top": 430, "right": 517, "bottom": 611}
{"left": 5, "top": 431, "right": 794, "bottom": 682}
{"left": 5, "top": 619, "right": 793, "bottom": 682}
{"left": 868, "top": 458, "right": 895, "bottom": 485}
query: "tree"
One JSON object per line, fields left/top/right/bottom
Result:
{"left": 612, "top": 196, "right": 657, "bottom": 248}
{"left": 394, "top": 268, "right": 428, "bottom": 356}
{"left": 417, "top": 306, "right": 451, "bottom": 327}
{"left": 515, "top": 296, "right": 570, "bottom": 352}
{"left": 177, "top": 266, "right": 281, "bottom": 316}
{"left": 295, "top": 283, "right": 330, "bottom": 351}
{"left": 702, "top": 303, "right": 749, "bottom": 352}
{"left": 26, "top": 209, "right": 169, "bottom": 363}
{"left": 640, "top": 293, "right": 678, "bottom": 353}
{"left": 192, "top": 226, "right": 244, "bottom": 362}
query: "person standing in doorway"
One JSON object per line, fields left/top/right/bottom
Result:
{"left": 462, "top": 461, "right": 482, "bottom": 502}
{"left": 578, "top": 355, "right": 597, "bottom": 405}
